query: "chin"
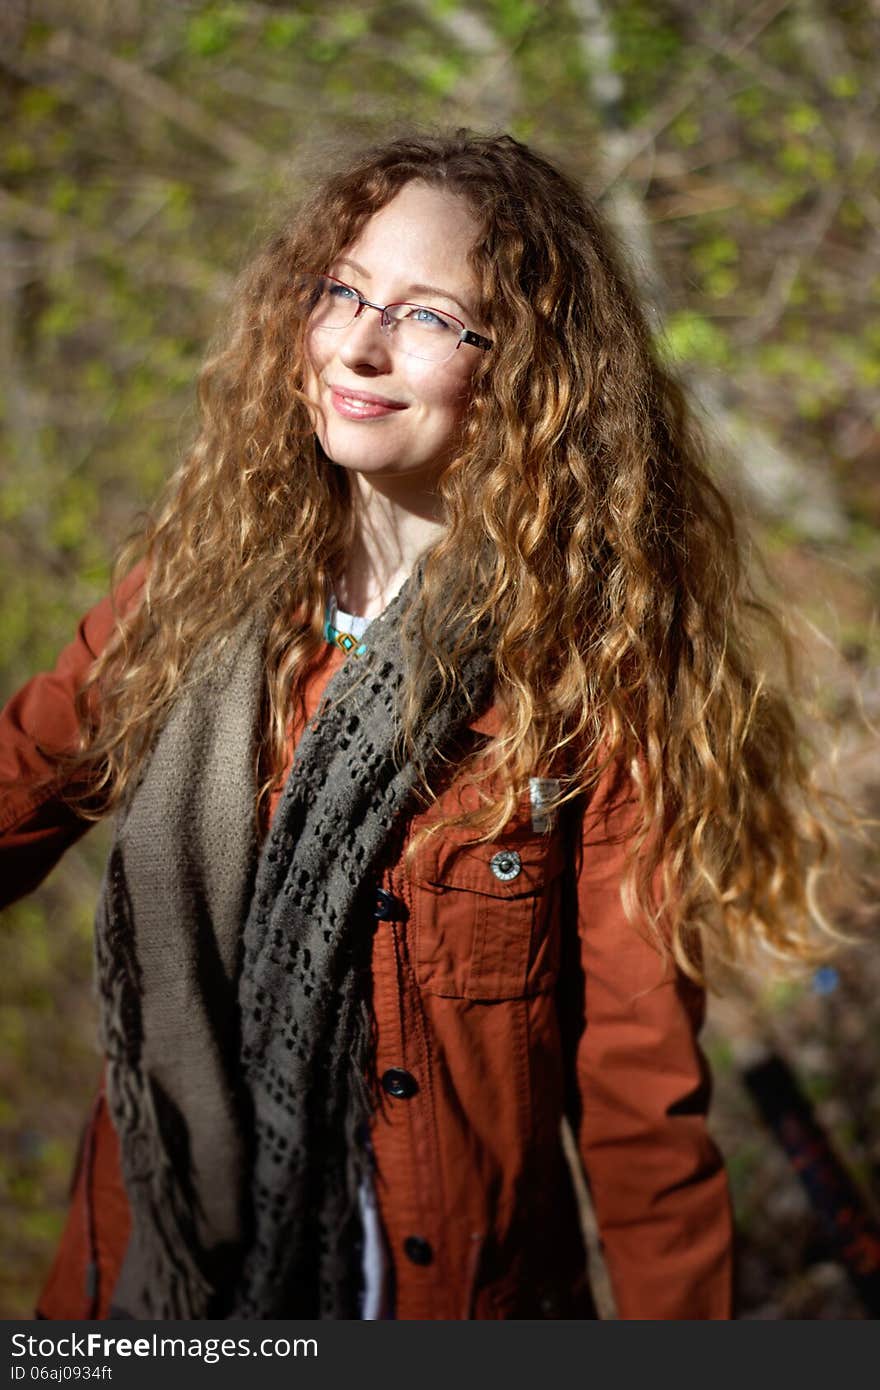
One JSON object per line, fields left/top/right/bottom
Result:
{"left": 319, "top": 434, "right": 408, "bottom": 475}
{"left": 321, "top": 445, "right": 390, "bottom": 472}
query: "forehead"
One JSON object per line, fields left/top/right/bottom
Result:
{"left": 341, "top": 181, "right": 481, "bottom": 292}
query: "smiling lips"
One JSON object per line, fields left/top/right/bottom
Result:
{"left": 329, "top": 385, "right": 408, "bottom": 420}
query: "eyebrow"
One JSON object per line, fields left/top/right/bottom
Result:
{"left": 334, "top": 257, "right": 475, "bottom": 320}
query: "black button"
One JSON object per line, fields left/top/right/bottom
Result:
{"left": 403, "top": 1236, "right": 433, "bottom": 1266}
{"left": 373, "top": 887, "right": 406, "bottom": 921}
{"left": 381, "top": 1068, "right": 419, "bottom": 1100}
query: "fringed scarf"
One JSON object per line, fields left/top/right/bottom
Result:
{"left": 93, "top": 566, "right": 496, "bottom": 1318}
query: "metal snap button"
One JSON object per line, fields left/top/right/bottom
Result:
{"left": 381, "top": 1067, "right": 419, "bottom": 1100}
{"left": 403, "top": 1235, "right": 434, "bottom": 1266}
{"left": 490, "top": 849, "right": 522, "bottom": 881}
{"left": 373, "top": 887, "right": 406, "bottom": 921}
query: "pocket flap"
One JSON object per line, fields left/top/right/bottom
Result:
{"left": 412, "top": 827, "right": 568, "bottom": 1001}
{"left": 416, "top": 827, "right": 566, "bottom": 900}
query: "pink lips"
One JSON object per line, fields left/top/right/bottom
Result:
{"left": 329, "top": 386, "right": 407, "bottom": 420}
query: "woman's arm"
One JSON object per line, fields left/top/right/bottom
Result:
{"left": 0, "top": 561, "right": 147, "bottom": 908}
{"left": 569, "top": 758, "right": 735, "bottom": 1319}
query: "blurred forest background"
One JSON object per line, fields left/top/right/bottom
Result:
{"left": 2, "top": 0, "right": 880, "bottom": 1319}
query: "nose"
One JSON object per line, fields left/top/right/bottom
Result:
{"left": 336, "top": 303, "right": 393, "bottom": 373}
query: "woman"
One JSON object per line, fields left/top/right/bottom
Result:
{"left": 1, "top": 130, "right": 851, "bottom": 1321}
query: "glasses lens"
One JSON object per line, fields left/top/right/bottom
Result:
{"left": 386, "top": 303, "right": 461, "bottom": 363}
{"left": 292, "top": 274, "right": 359, "bottom": 330}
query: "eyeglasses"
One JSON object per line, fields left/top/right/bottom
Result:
{"left": 291, "top": 271, "right": 493, "bottom": 365}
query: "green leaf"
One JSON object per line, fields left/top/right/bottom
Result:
{"left": 693, "top": 236, "right": 739, "bottom": 272}
{"left": 840, "top": 199, "right": 865, "bottom": 230}
{"left": 490, "top": 0, "right": 539, "bottom": 43}
{"left": 331, "top": 10, "right": 370, "bottom": 42}
{"left": 263, "top": 14, "right": 309, "bottom": 50}
{"left": 705, "top": 268, "right": 738, "bottom": 298}
{"left": 659, "top": 311, "right": 729, "bottom": 367}
{"left": 0, "top": 480, "right": 31, "bottom": 524}
{"left": 306, "top": 38, "right": 343, "bottom": 64}
{"left": 37, "top": 298, "right": 82, "bottom": 342}
{"left": 48, "top": 175, "right": 78, "bottom": 215}
{"left": 829, "top": 73, "right": 859, "bottom": 98}
{"left": 785, "top": 102, "right": 821, "bottom": 136}
{"left": 186, "top": 10, "right": 239, "bottom": 58}
{"left": 733, "top": 88, "right": 764, "bottom": 118}
{"left": 777, "top": 142, "right": 811, "bottom": 175}
{"left": 425, "top": 56, "right": 463, "bottom": 97}
{"left": 18, "top": 86, "right": 58, "bottom": 121}
{"left": 671, "top": 114, "right": 700, "bottom": 147}
{"left": 49, "top": 477, "right": 100, "bottom": 554}
{"left": 3, "top": 141, "right": 37, "bottom": 175}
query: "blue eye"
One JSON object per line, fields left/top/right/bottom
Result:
{"left": 408, "top": 306, "right": 454, "bottom": 330}
{"left": 328, "top": 282, "right": 357, "bottom": 300}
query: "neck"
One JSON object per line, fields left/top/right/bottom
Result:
{"left": 335, "top": 472, "right": 447, "bottom": 620}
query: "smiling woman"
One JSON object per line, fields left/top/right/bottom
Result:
{"left": 300, "top": 181, "right": 492, "bottom": 617}
{"left": 0, "top": 129, "right": 860, "bottom": 1322}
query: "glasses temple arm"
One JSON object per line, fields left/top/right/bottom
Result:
{"left": 460, "top": 330, "right": 494, "bottom": 351}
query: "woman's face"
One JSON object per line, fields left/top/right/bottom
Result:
{"left": 302, "top": 181, "right": 488, "bottom": 492}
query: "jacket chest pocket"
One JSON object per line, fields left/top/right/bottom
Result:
{"left": 411, "top": 827, "right": 567, "bottom": 1001}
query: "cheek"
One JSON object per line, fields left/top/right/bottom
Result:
{"left": 300, "top": 343, "right": 327, "bottom": 432}
{"left": 416, "top": 361, "right": 477, "bottom": 419}
{"left": 304, "top": 327, "right": 335, "bottom": 380}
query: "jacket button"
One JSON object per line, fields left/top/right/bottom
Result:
{"left": 373, "top": 887, "right": 407, "bottom": 921}
{"left": 490, "top": 849, "right": 521, "bottom": 881}
{"left": 403, "top": 1236, "right": 433, "bottom": 1266}
{"left": 381, "top": 1068, "right": 419, "bottom": 1099}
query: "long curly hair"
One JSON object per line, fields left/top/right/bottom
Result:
{"left": 42, "top": 128, "right": 871, "bottom": 983}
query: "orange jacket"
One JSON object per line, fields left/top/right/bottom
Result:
{"left": 1, "top": 568, "right": 734, "bottom": 1320}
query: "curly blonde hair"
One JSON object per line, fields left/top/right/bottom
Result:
{"left": 42, "top": 129, "right": 872, "bottom": 984}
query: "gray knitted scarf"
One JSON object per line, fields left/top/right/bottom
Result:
{"left": 94, "top": 566, "right": 496, "bottom": 1319}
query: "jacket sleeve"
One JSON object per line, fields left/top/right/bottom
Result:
{"left": 0, "top": 561, "right": 147, "bottom": 909}
{"left": 570, "top": 757, "right": 734, "bottom": 1319}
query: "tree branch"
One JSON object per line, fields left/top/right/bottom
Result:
{"left": 595, "top": 0, "right": 795, "bottom": 197}
{"left": 43, "top": 28, "right": 272, "bottom": 170}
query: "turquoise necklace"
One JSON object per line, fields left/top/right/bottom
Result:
{"left": 323, "top": 592, "right": 370, "bottom": 658}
